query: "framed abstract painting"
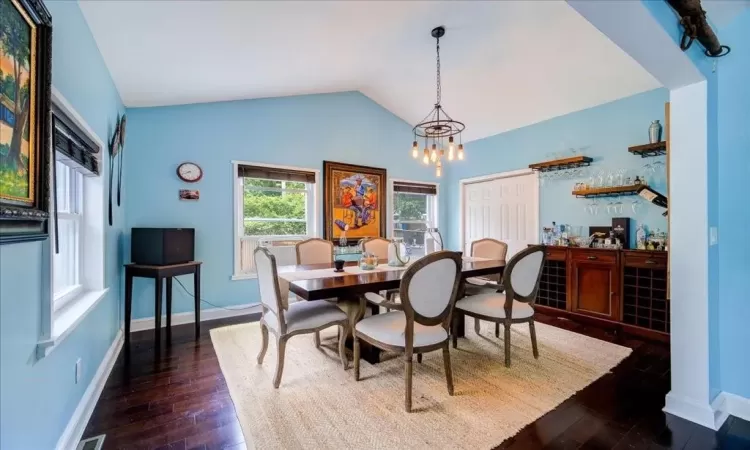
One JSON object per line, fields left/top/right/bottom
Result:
{"left": 0, "top": 0, "right": 52, "bottom": 243}
{"left": 323, "top": 161, "right": 387, "bottom": 242}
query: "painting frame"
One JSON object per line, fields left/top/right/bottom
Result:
{"left": 0, "top": 0, "right": 52, "bottom": 243}
{"left": 323, "top": 160, "right": 387, "bottom": 242}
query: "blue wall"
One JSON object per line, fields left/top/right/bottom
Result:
{"left": 444, "top": 88, "right": 670, "bottom": 250}
{"left": 0, "top": 2, "right": 125, "bottom": 449}
{"left": 644, "top": 0, "right": 750, "bottom": 402}
{"left": 716, "top": 9, "right": 750, "bottom": 400}
{"left": 124, "top": 92, "right": 439, "bottom": 318}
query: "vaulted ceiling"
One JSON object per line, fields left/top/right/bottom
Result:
{"left": 79, "top": 1, "right": 663, "bottom": 142}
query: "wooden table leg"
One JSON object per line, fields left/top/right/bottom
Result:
{"left": 194, "top": 265, "right": 201, "bottom": 338}
{"left": 124, "top": 271, "right": 133, "bottom": 344}
{"left": 154, "top": 276, "right": 163, "bottom": 344}
{"left": 455, "top": 281, "right": 466, "bottom": 338}
{"left": 343, "top": 297, "right": 381, "bottom": 364}
{"left": 165, "top": 277, "right": 173, "bottom": 338}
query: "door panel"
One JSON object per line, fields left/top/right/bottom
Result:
{"left": 463, "top": 173, "right": 537, "bottom": 258}
{"left": 571, "top": 259, "right": 619, "bottom": 320}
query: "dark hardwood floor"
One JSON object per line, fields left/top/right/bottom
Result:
{"left": 83, "top": 313, "right": 750, "bottom": 450}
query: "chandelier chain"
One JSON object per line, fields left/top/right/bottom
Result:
{"left": 435, "top": 36, "right": 441, "bottom": 105}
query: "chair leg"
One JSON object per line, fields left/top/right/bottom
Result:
{"left": 273, "top": 337, "right": 287, "bottom": 388}
{"left": 474, "top": 317, "right": 481, "bottom": 334}
{"left": 503, "top": 320, "right": 512, "bottom": 368}
{"left": 417, "top": 353, "right": 423, "bottom": 364}
{"left": 405, "top": 355, "right": 413, "bottom": 413}
{"left": 495, "top": 322, "right": 500, "bottom": 338}
{"left": 529, "top": 319, "right": 539, "bottom": 359}
{"left": 452, "top": 315, "right": 458, "bottom": 349}
{"left": 353, "top": 336, "right": 361, "bottom": 381}
{"left": 338, "top": 324, "right": 348, "bottom": 370}
{"left": 314, "top": 331, "right": 321, "bottom": 348}
{"left": 442, "top": 344, "right": 454, "bottom": 396}
{"left": 257, "top": 323, "right": 269, "bottom": 364}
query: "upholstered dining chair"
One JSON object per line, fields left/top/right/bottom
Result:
{"left": 295, "top": 238, "right": 336, "bottom": 347}
{"left": 361, "top": 237, "right": 390, "bottom": 259}
{"left": 465, "top": 238, "right": 508, "bottom": 335}
{"left": 295, "top": 238, "right": 335, "bottom": 266}
{"left": 453, "top": 245, "right": 546, "bottom": 367}
{"left": 361, "top": 237, "right": 401, "bottom": 311}
{"left": 353, "top": 251, "right": 463, "bottom": 412}
{"left": 254, "top": 248, "right": 349, "bottom": 388}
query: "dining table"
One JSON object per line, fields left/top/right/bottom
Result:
{"left": 277, "top": 255, "right": 506, "bottom": 364}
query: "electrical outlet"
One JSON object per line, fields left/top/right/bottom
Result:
{"left": 75, "top": 358, "right": 82, "bottom": 384}
{"left": 710, "top": 227, "right": 718, "bottom": 246}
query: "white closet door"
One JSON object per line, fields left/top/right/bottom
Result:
{"left": 463, "top": 173, "right": 538, "bottom": 258}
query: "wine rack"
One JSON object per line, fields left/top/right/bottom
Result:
{"left": 622, "top": 265, "right": 669, "bottom": 333}
{"left": 537, "top": 260, "right": 567, "bottom": 310}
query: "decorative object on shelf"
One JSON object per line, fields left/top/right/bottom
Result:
{"left": 648, "top": 120, "right": 663, "bottom": 144}
{"left": 410, "top": 26, "right": 465, "bottom": 177}
{"left": 636, "top": 225, "right": 647, "bottom": 250}
{"left": 338, "top": 229, "right": 348, "bottom": 247}
{"left": 176, "top": 162, "right": 203, "bottom": 183}
{"left": 636, "top": 185, "right": 668, "bottom": 216}
{"left": 323, "top": 161, "right": 386, "bottom": 242}
{"left": 573, "top": 184, "right": 648, "bottom": 198}
{"left": 634, "top": 176, "right": 642, "bottom": 185}
{"left": 628, "top": 141, "right": 667, "bottom": 158}
{"left": 179, "top": 189, "right": 199, "bottom": 200}
{"left": 0, "top": 0, "right": 52, "bottom": 243}
{"left": 387, "top": 237, "right": 410, "bottom": 267}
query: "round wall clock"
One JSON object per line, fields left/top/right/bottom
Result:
{"left": 177, "top": 162, "right": 203, "bottom": 183}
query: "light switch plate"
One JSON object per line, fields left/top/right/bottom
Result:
{"left": 710, "top": 227, "right": 718, "bottom": 246}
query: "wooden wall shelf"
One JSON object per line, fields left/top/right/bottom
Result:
{"left": 573, "top": 184, "right": 645, "bottom": 198}
{"left": 529, "top": 155, "right": 593, "bottom": 173}
{"left": 629, "top": 142, "right": 667, "bottom": 158}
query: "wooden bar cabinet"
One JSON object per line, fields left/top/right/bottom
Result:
{"left": 534, "top": 246, "right": 669, "bottom": 341}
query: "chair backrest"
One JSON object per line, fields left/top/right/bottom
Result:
{"left": 362, "top": 237, "right": 390, "bottom": 260}
{"left": 471, "top": 238, "right": 508, "bottom": 282}
{"left": 501, "top": 245, "right": 546, "bottom": 305}
{"left": 471, "top": 238, "right": 508, "bottom": 260}
{"left": 399, "top": 251, "right": 463, "bottom": 340}
{"left": 295, "top": 238, "right": 334, "bottom": 265}
{"left": 254, "top": 248, "right": 285, "bottom": 320}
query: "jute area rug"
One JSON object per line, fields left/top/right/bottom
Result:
{"left": 210, "top": 320, "right": 631, "bottom": 450}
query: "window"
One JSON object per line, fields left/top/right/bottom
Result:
{"left": 392, "top": 181, "right": 438, "bottom": 258}
{"left": 36, "top": 90, "right": 108, "bottom": 357}
{"left": 233, "top": 162, "right": 318, "bottom": 278}
{"left": 52, "top": 161, "right": 84, "bottom": 309}
{"left": 242, "top": 178, "right": 311, "bottom": 237}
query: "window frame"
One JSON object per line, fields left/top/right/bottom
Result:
{"left": 52, "top": 160, "right": 85, "bottom": 311}
{"left": 232, "top": 161, "right": 320, "bottom": 280}
{"left": 37, "top": 87, "right": 109, "bottom": 359}
{"left": 388, "top": 179, "right": 439, "bottom": 257}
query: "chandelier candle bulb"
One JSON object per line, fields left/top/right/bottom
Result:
{"left": 458, "top": 144, "right": 465, "bottom": 160}
{"left": 430, "top": 144, "right": 438, "bottom": 163}
{"left": 411, "top": 141, "right": 419, "bottom": 158}
{"left": 422, "top": 148, "right": 429, "bottom": 165}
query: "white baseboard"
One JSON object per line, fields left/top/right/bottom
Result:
{"left": 55, "top": 329, "right": 124, "bottom": 450}
{"left": 712, "top": 391, "right": 750, "bottom": 430}
{"left": 664, "top": 391, "right": 717, "bottom": 430}
{"left": 129, "top": 303, "right": 260, "bottom": 333}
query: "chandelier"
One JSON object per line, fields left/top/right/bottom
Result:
{"left": 411, "top": 26, "right": 465, "bottom": 177}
